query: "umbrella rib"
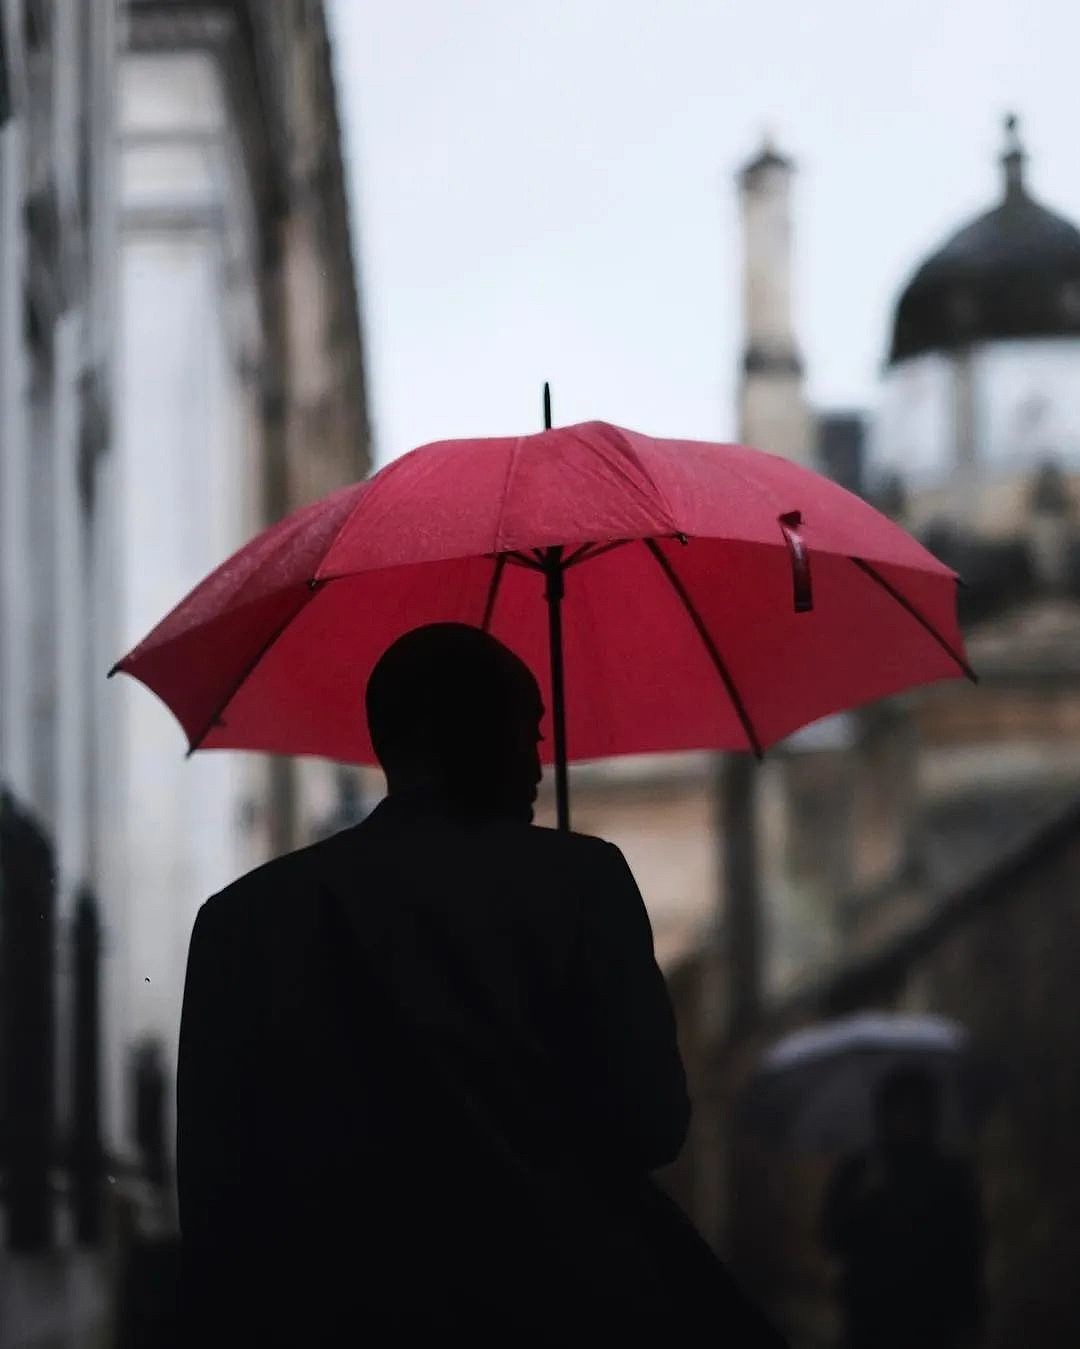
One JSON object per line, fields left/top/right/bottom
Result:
{"left": 643, "top": 538, "right": 763, "bottom": 758}
{"left": 849, "top": 557, "right": 978, "bottom": 683}
{"left": 565, "top": 539, "right": 633, "bottom": 569}
{"left": 481, "top": 554, "right": 507, "bottom": 631}
{"left": 184, "top": 585, "right": 318, "bottom": 757}
{"left": 563, "top": 541, "right": 596, "bottom": 567}
{"left": 497, "top": 550, "right": 542, "bottom": 571}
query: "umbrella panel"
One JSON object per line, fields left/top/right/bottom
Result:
{"left": 742, "top": 1047, "right": 998, "bottom": 1154}
{"left": 181, "top": 534, "right": 965, "bottom": 767}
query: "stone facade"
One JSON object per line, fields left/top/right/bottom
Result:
{"left": 714, "top": 801, "right": 1080, "bottom": 1349}
{"left": 0, "top": 3, "right": 119, "bottom": 1340}
{"left": 0, "top": 3, "right": 369, "bottom": 1342}
{"left": 543, "top": 128, "right": 1080, "bottom": 1349}
{"left": 104, "top": 0, "right": 371, "bottom": 1186}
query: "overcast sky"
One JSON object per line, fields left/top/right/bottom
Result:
{"left": 328, "top": 0, "right": 1080, "bottom": 466}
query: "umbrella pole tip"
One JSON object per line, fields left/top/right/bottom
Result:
{"left": 543, "top": 382, "right": 552, "bottom": 431}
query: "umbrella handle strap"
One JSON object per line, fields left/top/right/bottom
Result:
{"left": 779, "top": 512, "right": 813, "bottom": 614}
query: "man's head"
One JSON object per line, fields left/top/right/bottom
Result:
{"left": 366, "top": 624, "right": 544, "bottom": 822}
{"left": 873, "top": 1065, "right": 941, "bottom": 1155}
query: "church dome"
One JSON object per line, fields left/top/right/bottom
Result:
{"left": 889, "top": 117, "right": 1080, "bottom": 365}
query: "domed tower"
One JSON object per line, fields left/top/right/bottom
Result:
{"left": 870, "top": 116, "right": 1080, "bottom": 578}
{"left": 859, "top": 117, "right": 1080, "bottom": 948}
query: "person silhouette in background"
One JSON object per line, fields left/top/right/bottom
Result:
{"left": 822, "top": 1065, "right": 985, "bottom": 1349}
{"left": 177, "top": 623, "right": 787, "bottom": 1346}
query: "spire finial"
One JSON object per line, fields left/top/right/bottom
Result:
{"left": 738, "top": 128, "right": 792, "bottom": 185}
{"left": 1002, "top": 112, "right": 1026, "bottom": 200}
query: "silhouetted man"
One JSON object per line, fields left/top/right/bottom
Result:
{"left": 178, "top": 623, "right": 786, "bottom": 1345}
{"left": 822, "top": 1066, "right": 985, "bottom": 1349}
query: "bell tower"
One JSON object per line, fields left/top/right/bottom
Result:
{"left": 737, "top": 137, "right": 813, "bottom": 464}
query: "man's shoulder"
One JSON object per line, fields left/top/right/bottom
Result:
{"left": 198, "top": 820, "right": 624, "bottom": 927}
{"left": 199, "top": 830, "right": 348, "bottom": 927}
{"left": 524, "top": 822, "right": 616, "bottom": 854}
{"left": 492, "top": 821, "right": 622, "bottom": 872}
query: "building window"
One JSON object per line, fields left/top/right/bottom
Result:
{"left": 23, "top": 0, "right": 49, "bottom": 55}
{"left": 0, "top": 11, "right": 12, "bottom": 124}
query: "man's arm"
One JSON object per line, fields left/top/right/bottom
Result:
{"left": 567, "top": 841, "right": 691, "bottom": 1172}
{"left": 176, "top": 894, "right": 254, "bottom": 1339}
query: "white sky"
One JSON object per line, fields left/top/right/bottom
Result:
{"left": 328, "top": 0, "right": 1080, "bottom": 466}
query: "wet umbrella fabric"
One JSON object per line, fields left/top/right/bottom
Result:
{"left": 111, "top": 421, "right": 971, "bottom": 827}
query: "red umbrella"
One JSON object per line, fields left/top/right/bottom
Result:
{"left": 111, "top": 406, "right": 972, "bottom": 829}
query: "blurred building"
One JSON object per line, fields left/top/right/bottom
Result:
{"left": 0, "top": 0, "right": 119, "bottom": 1342}
{"left": 539, "top": 128, "right": 1080, "bottom": 1349}
{"left": 856, "top": 116, "right": 1080, "bottom": 936}
{"left": 737, "top": 140, "right": 813, "bottom": 470}
{"left": 104, "top": 0, "right": 371, "bottom": 1207}
{"left": 711, "top": 119, "right": 1080, "bottom": 1349}
{"left": 0, "top": 2, "right": 369, "bottom": 1343}
{"left": 872, "top": 114, "right": 1080, "bottom": 550}
{"left": 720, "top": 118, "right": 1080, "bottom": 988}
{"left": 816, "top": 411, "right": 866, "bottom": 498}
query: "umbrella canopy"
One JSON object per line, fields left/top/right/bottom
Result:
{"left": 740, "top": 1013, "right": 1001, "bottom": 1153}
{"left": 111, "top": 420, "right": 971, "bottom": 825}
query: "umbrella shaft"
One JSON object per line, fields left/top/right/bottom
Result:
{"left": 543, "top": 550, "right": 570, "bottom": 832}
